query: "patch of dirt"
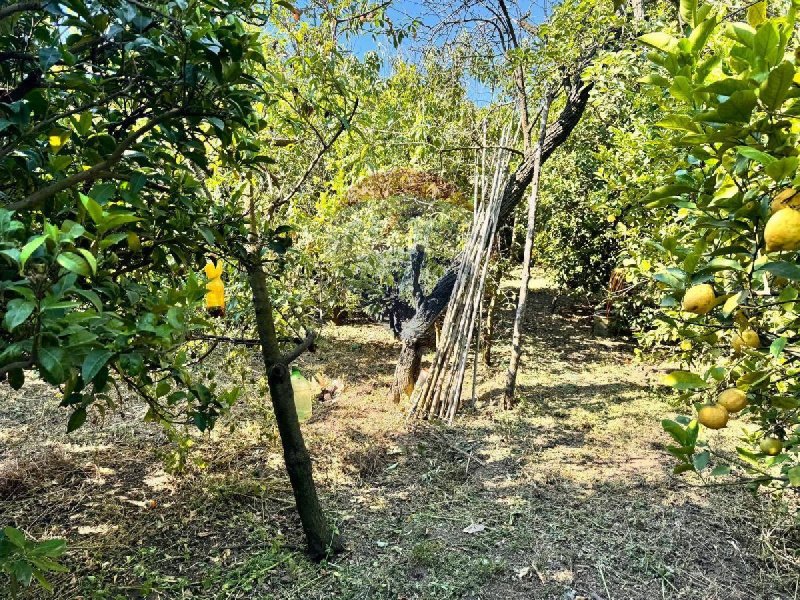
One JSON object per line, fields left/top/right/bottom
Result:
{"left": 2, "top": 275, "right": 798, "bottom": 599}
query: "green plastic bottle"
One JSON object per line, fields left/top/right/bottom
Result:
{"left": 290, "top": 366, "right": 313, "bottom": 422}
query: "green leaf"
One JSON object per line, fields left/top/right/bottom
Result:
{"left": 56, "top": 251, "right": 91, "bottom": 276}
{"left": 639, "top": 32, "right": 679, "bottom": 53}
{"left": 76, "top": 111, "right": 93, "bottom": 135}
{"left": 716, "top": 90, "right": 757, "bottom": 123}
{"left": 30, "top": 539, "right": 66, "bottom": 558}
{"left": 662, "top": 370, "right": 708, "bottom": 390}
{"left": 727, "top": 23, "right": 755, "bottom": 48}
{"left": 757, "top": 261, "right": 800, "bottom": 280}
{"left": 19, "top": 235, "right": 47, "bottom": 269}
{"left": 747, "top": 1, "right": 767, "bottom": 26}
{"left": 693, "top": 450, "right": 710, "bottom": 471}
{"left": 13, "top": 559, "right": 33, "bottom": 586}
{"left": 753, "top": 22, "right": 780, "bottom": 66}
{"left": 38, "top": 346, "right": 67, "bottom": 384}
{"left": 79, "top": 193, "right": 105, "bottom": 225}
{"left": 685, "top": 419, "right": 699, "bottom": 445}
{"left": 662, "top": 419, "right": 687, "bottom": 444}
{"left": 708, "top": 366, "right": 726, "bottom": 381}
{"left": 722, "top": 290, "right": 745, "bottom": 316}
{"left": 67, "top": 406, "right": 87, "bottom": 433}
{"left": 98, "top": 214, "right": 140, "bottom": 234}
{"left": 788, "top": 466, "right": 800, "bottom": 486}
{"left": 736, "top": 146, "right": 776, "bottom": 166}
{"left": 3, "top": 527, "right": 26, "bottom": 548}
{"left": 39, "top": 47, "right": 61, "bottom": 70}
{"left": 688, "top": 17, "right": 718, "bottom": 54}
{"left": 3, "top": 298, "right": 35, "bottom": 331}
{"left": 769, "top": 337, "right": 787, "bottom": 358}
{"left": 710, "top": 464, "right": 731, "bottom": 476}
{"left": 656, "top": 114, "right": 701, "bottom": 132}
{"left": 8, "top": 368, "right": 24, "bottom": 390}
{"left": 155, "top": 380, "right": 170, "bottom": 398}
{"left": 75, "top": 288, "right": 103, "bottom": 311}
{"left": 765, "top": 157, "right": 798, "bottom": 182}
{"left": 760, "top": 61, "right": 795, "bottom": 110}
{"left": 82, "top": 349, "right": 113, "bottom": 383}
{"left": 76, "top": 248, "right": 97, "bottom": 275}
{"left": 88, "top": 182, "right": 116, "bottom": 204}
{"left": 771, "top": 396, "right": 800, "bottom": 409}
{"left": 680, "top": 0, "right": 697, "bottom": 27}
{"left": 669, "top": 76, "right": 694, "bottom": 103}
{"left": 31, "top": 569, "right": 55, "bottom": 593}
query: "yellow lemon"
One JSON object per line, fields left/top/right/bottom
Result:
{"left": 717, "top": 388, "right": 747, "bottom": 413}
{"left": 759, "top": 437, "right": 783, "bottom": 456}
{"left": 126, "top": 232, "right": 141, "bottom": 252}
{"left": 764, "top": 208, "right": 800, "bottom": 252}
{"left": 733, "top": 311, "right": 750, "bottom": 328}
{"left": 732, "top": 329, "right": 760, "bottom": 353}
{"left": 698, "top": 404, "right": 729, "bottom": 429}
{"left": 682, "top": 284, "right": 716, "bottom": 315}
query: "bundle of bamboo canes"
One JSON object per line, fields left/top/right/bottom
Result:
{"left": 409, "top": 126, "right": 515, "bottom": 423}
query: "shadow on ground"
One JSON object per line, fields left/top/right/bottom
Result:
{"left": 2, "top": 278, "right": 796, "bottom": 600}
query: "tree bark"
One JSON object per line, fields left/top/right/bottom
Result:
{"left": 503, "top": 92, "right": 552, "bottom": 409}
{"left": 631, "top": 0, "right": 645, "bottom": 21}
{"left": 248, "top": 261, "right": 343, "bottom": 559}
{"left": 390, "top": 338, "right": 423, "bottom": 403}
{"left": 391, "top": 76, "right": 593, "bottom": 398}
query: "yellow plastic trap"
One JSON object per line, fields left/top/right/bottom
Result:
{"left": 204, "top": 259, "right": 225, "bottom": 316}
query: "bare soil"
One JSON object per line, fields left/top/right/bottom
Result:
{"left": 2, "top": 276, "right": 798, "bottom": 599}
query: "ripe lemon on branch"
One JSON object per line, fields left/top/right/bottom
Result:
{"left": 759, "top": 437, "right": 783, "bottom": 456}
{"left": 682, "top": 284, "right": 716, "bottom": 315}
{"left": 717, "top": 388, "right": 747, "bottom": 413}
{"left": 698, "top": 404, "right": 729, "bottom": 429}
{"left": 764, "top": 207, "right": 800, "bottom": 252}
{"left": 731, "top": 329, "right": 760, "bottom": 353}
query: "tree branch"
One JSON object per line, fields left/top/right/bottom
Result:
{"left": 0, "top": 359, "right": 34, "bottom": 380}
{"left": 281, "top": 330, "right": 317, "bottom": 365}
{"left": 0, "top": 1, "right": 41, "bottom": 20}
{"left": 269, "top": 98, "right": 359, "bottom": 216}
{"left": 7, "top": 107, "right": 182, "bottom": 211}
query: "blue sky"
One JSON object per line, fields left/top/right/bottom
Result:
{"left": 341, "top": 0, "right": 554, "bottom": 105}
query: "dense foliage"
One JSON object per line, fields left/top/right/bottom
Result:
{"left": 0, "top": 0, "right": 274, "bottom": 432}
{"left": 3, "top": 0, "right": 799, "bottom": 592}
{"left": 641, "top": 0, "right": 800, "bottom": 487}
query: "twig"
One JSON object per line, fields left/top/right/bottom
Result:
{"left": 427, "top": 429, "right": 486, "bottom": 467}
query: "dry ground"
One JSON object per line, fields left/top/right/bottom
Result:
{"left": 1, "top": 276, "right": 798, "bottom": 599}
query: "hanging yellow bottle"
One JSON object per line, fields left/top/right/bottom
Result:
{"left": 290, "top": 366, "right": 313, "bottom": 422}
{"left": 204, "top": 259, "right": 225, "bottom": 316}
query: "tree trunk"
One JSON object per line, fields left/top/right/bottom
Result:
{"left": 391, "top": 76, "right": 593, "bottom": 397}
{"left": 631, "top": 0, "right": 644, "bottom": 21}
{"left": 390, "top": 338, "right": 423, "bottom": 403}
{"left": 503, "top": 93, "right": 552, "bottom": 409}
{"left": 248, "top": 262, "right": 343, "bottom": 559}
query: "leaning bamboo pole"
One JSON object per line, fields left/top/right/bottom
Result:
{"left": 409, "top": 125, "right": 515, "bottom": 423}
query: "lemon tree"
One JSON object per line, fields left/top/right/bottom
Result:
{"left": 641, "top": 0, "right": 800, "bottom": 487}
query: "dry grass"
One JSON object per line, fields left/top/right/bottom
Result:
{"left": 1, "top": 276, "right": 798, "bottom": 599}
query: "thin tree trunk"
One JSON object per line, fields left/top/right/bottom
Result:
{"left": 503, "top": 92, "right": 553, "bottom": 409}
{"left": 631, "top": 0, "right": 644, "bottom": 21}
{"left": 247, "top": 262, "right": 343, "bottom": 559}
